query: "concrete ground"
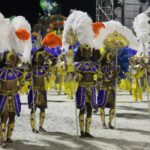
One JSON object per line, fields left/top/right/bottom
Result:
{"left": 2, "top": 90, "right": 150, "bottom": 150}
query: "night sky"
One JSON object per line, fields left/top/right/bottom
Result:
{"left": 0, "top": 0, "right": 96, "bottom": 26}
{"left": 61, "top": 0, "right": 96, "bottom": 21}
{"left": 0, "top": 0, "right": 43, "bottom": 26}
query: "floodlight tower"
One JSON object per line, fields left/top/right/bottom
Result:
{"left": 96, "top": 0, "right": 114, "bottom": 21}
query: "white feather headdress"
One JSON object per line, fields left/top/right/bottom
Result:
{"left": 10, "top": 16, "right": 32, "bottom": 62}
{"left": 133, "top": 10, "right": 150, "bottom": 56}
{"left": 133, "top": 12, "right": 150, "bottom": 44}
{"left": 94, "top": 20, "right": 140, "bottom": 50}
{"left": 0, "top": 14, "right": 32, "bottom": 62}
{"left": 0, "top": 13, "right": 12, "bottom": 53}
{"left": 62, "top": 10, "right": 95, "bottom": 51}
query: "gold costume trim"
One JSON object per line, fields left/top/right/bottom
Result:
{"left": 101, "top": 86, "right": 115, "bottom": 91}
{"left": 0, "top": 89, "right": 18, "bottom": 96}
{"left": 79, "top": 82, "right": 96, "bottom": 87}
{"left": 7, "top": 123, "right": 15, "bottom": 139}
{"left": 104, "top": 31, "right": 129, "bottom": 49}
{"left": 1, "top": 123, "right": 6, "bottom": 142}
{"left": 33, "top": 86, "right": 45, "bottom": 91}
{"left": 0, "top": 67, "right": 23, "bottom": 82}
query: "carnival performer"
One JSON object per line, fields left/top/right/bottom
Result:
{"left": 130, "top": 56, "right": 145, "bottom": 101}
{"left": 27, "top": 32, "right": 61, "bottom": 133}
{"left": 96, "top": 20, "right": 139, "bottom": 129}
{"left": 74, "top": 46, "right": 100, "bottom": 138}
{"left": 62, "top": 10, "right": 105, "bottom": 138}
{"left": 55, "top": 56, "right": 66, "bottom": 95}
{"left": 21, "top": 32, "right": 42, "bottom": 95}
{"left": 0, "top": 51, "right": 24, "bottom": 147}
{"left": 119, "top": 47, "right": 137, "bottom": 95}
{"left": 0, "top": 13, "right": 32, "bottom": 147}
{"left": 64, "top": 49, "right": 76, "bottom": 99}
{"left": 26, "top": 47, "right": 49, "bottom": 133}
{"left": 44, "top": 32, "right": 62, "bottom": 91}
{"left": 133, "top": 9, "right": 150, "bottom": 98}
{"left": 97, "top": 51, "right": 119, "bottom": 129}
{"left": 46, "top": 54, "right": 58, "bottom": 91}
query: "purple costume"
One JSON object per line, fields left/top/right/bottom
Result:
{"left": 75, "top": 61, "right": 99, "bottom": 109}
{"left": 0, "top": 67, "right": 23, "bottom": 116}
{"left": 26, "top": 65, "right": 48, "bottom": 109}
{"left": 97, "top": 65, "right": 118, "bottom": 108}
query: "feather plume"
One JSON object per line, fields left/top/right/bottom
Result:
{"left": 62, "top": 10, "right": 95, "bottom": 51}
{"left": 94, "top": 20, "right": 140, "bottom": 50}
{"left": 10, "top": 16, "right": 32, "bottom": 62}
{"left": 0, "top": 13, "right": 12, "bottom": 53}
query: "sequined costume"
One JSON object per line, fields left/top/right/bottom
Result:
{"left": 55, "top": 59, "right": 66, "bottom": 95}
{"left": 62, "top": 10, "right": 106, "bottom": 138}
{"left": 75, "top": 61, "right": 99, "bottom": 109}
{"left": 132, "top": 70, "right": 144, "bottom": 101}
{"left": 0, "top": 67, "right": 23, "bottom": 116}
{"left": 130, "top": 57, "right": 146, "bottom": 101}
{"left": 64, "top": 50, "right": 76, "bottom": 99}
{"left": 45, "top": 47, "right": 61, "bottom": 91}
{"left": 26, "top": 31, "right": 61, "bottom": 133}
{"left": 26, "top": 65, "right": 48, "bottom": 109}
{"left": 0, "top": 12, "right": 32, "bottom": 147}
{"left": 0, "top": 52, "right": 24, "bottom": 145}
{"left": 26, "top": 49, "right": 49, "bottom": 133}
{"left": 74, "top": 46, "right": 100, "bottom": 138}
{"left": 97, "top": 56, "right": 119, "bottom": 129}
{"left": 95, "top": 19, "right": 139, "bottom": 129}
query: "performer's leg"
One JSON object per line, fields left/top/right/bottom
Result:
{"left": 108, "top": 108, "right": 115, "bottom": 129}
{"left": 48, "top": 77, "right": 53, "bottom": 90}
{"left": 100, "top": 107, "right": 107, "bottom": 128}
{"left": 79, "top": 107, "right": 85, "bottom": 138}
{"left": 132, "top": 87, "right": 138, "bottom": 101}
{"left": 132, "top": 80, "right": 138, "bottom": 101}
{"left": 75, "top": 82, "right": 78, "bottom": 92}
{"left": 137, "top": 85, "right": 143, "bottom": 101}
{"left": 30, "top": 108, "right": 38, "bottom": 133}
{"left": 58, "top": 78, "right": 63, "bottom": 95}
{"left": 7, "top": 112, "right": 15, "bottom": 143}
{"left": 54, "top": 80, "right": 58, "bottom": 90}
{"left": 64, "top": 82, "right": 68, "bottom": 95}
{"left": 1, "top": 111, "right": 8, "bottom": 147}
{"left": 39, "top": 108, "right": 46, "bottom": 132}
{"left": 85, "top": 102, "right": 94, "bottom": 138}
{"left": 69, "top": 81, "right": 74, "bottom": 99}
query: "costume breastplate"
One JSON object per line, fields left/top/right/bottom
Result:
{"left": 0, "top": 67, "right": 23, "bottom": 81}
{"left": 101, "top": 65, "right": 117, "bottom": 81}
{"left": 74, "top": 61, "right": 99, "bottom": 73}
{"left": 25, "top": 65, "right": 48, "bottom": 80}
{"left": 33, "top": 65, "right": 48, "bottom": 77}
